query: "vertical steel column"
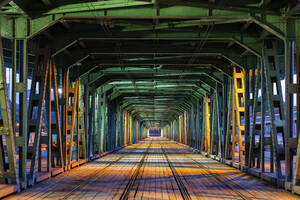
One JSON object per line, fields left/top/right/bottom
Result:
{"left": 174, "top": 119, "right": 177, "bottom": 141}
{"left": 244, "top": 67, "right": 250, "bottom": 168}
{"left": 116, "top": 103, "right": 121, "bottom": 147}
{"left": 129, "top": 115, "right": 132, "bottom": 144}
{"left": 186, "top": 111, "right": 190, "bottom": 145}
{"left": 225, "top": 79, "right": 233, "bottom": 160}
{"left": 170, "top": 122, "right": 172, "bottom": 140}
{"left": 263, "top": 40, "right": 285, "bottom": 183}
{"left": 12, "top": 31, "right": 27, "bottom": 187}
{"left": 78, "top": 82, "right": 86, "bottom": 162}
{"left": 47, "top": 61, "right": 64, "bottom": 173}
{"left": 169, "top": 122, "right": 172, "bottom": 140}
{"left": 211, "top": 94, "right": 216, "bottom": 154}
{"left": 210, "top": 96, "right": 215, "bottom": 154}
{"left": 288, "top": 20, "right": 300, "bottom": 191}
{"left": 248, "top": 63, "right": 262, "bottom": 169}
{"left": 172, "top": 121, "right": 175, "bottom": 140}
{"left": 116, "top": 101, "right": 120, "bottom": 147}
{"left": 127, "top": 112, "right": 130, "bottom": 144}
{"left": 261, "top": 58, "right": 267, "bottom": 173}
{"left": 120, "top": 107, "right": 124, "bottom": 146}
{"left": 136, "top": 120, "right": 139, "bottom": 142}
{"left": 176, "top": 118, "right": 179, "bottom": 142}
{"left": 90, "top": 89, "right": 96, "bottom": 159}
{"left": 86, "top": 85, "right": 91, "bottom": 160}
{"left": 222, "top": 77, "right": 229, "bottom": 159}
{"left": 192, "top": 106, "right": 196, "bottom": 148}
{"left": 215, "top": 89, "right": 222, "bottom": 156}
{"left": 293, "top": 39, "right": 300, "bottom": 192}
{"left": 166, "top": 126, "right": 168, "bottom": 139}
{"left": 104, "top": 92, "right": 109, "bottom": 151}
{"left": 26, "top": 39, "right": 49, "bottom": 185}
{"left": 285, "top": 20, "right": 298, "bottom": 188}
{"left": 90, "top": 87, "right": 96, "bottom": 155}
{"left": 297, "top": 39, "right": 300, "bottom": 168}
{"left": 94, "top": 91, "right": 99, "bottom": 154}
{"left": 196, "top": 100, "right": 201, "bottom": 151}
{"left": 170, "top": 121, "right": 173, "bottom": 140}
{"left": 184, "top": 111, "right": 187, "bottom": 145}
{"left": 201, "top": 97, "right": 206, "bottom": 152}
{"left": 100, "top": 90, "right": 105, "bottom": 152}
{"left": 132, "top": 118, "right": 135, "bottom": 144}
{"left": 89, "top": 87, "right": 96, "bottom": 159}
{"left": 231, "top": 81, "right": 237, "bottom": 163}
{"left": 65, "top": 74, "right": 79, "bottom": 170}
{"left": 204, "top": 95, "right": 211, "bottom": 153}
{"left": 285, "top": 38, "right": 294, "bottom": 184}
{"left": 0, "top": 32, "right": 19, "bottom": 187}
{"left": 179, "top": 116, "right": 182, "bottom": 143}
{"left": 124, "top": 111, "right": 127, "bottom": 146}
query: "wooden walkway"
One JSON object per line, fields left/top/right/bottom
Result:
{"left": 3, "top": 138, "right": 300, "bottom": 200}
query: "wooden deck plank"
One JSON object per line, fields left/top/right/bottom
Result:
{"left": 0, "top": 184, "right": 17, "bottom": 199}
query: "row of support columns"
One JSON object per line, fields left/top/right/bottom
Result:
{"left": 164, "top": 38, "right": 300, "bottom": 193}
{"left": 0, "top": 17, "right": 299, "bottom": 196}
{"left": 0, "top": 36, "right": 145, "bottom": 191}
{"left": 122, "top": 111, "right": 143, "bottom": 146}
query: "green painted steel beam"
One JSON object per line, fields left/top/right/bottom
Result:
{"left": 88, "top": 73, "right": 221, "bottom": 89}
{"left": 109, "top": 83, "right": 209, "bottom": 97}
{"left": 51, "top": 33, "right": 260, "bottom": 61}
{"left": 108, "top": 88, "right": 204, "bottom": 100}
{"left": 64, "top": 49, "right": 247, "bottom": 77}
{"left": 86, "top": 65, "right": 226, "bottom": 83}
{"left": 44, "top": 0, "right": 155, "bottom": 15}
{"left": 120, "top": 99, "right": 187, "bottom": 113}
{"left": 125, "top": 105, "right": 184, "bottom": 114}
{"left": 0, "top": 3, "right": 294, "bottom": 43}
{"left": 68, "top": 54, "right": 237, "bottom": 75}
{"left": 12, "top": 0, "right": 290, "bottom": 17}
{"left": 119, "top": 94, "right": 194, "bottom": 116}
{"left": 131, "top": 109, "right": 181, "bottom": 116}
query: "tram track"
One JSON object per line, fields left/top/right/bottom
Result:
{"left": 176, "top": 146, "right": 255, "bottom": 200}
{"left": 60, "top": 140, "right": 152, "bottom": 200}
{"left": 5, "top": 139, "right": 300, "bottom": 200}
{"left": 160, "top": 144, "right": 192, "bottom": 200}
{"left": 119, "top": 139, "right": 153, "bottom": 200}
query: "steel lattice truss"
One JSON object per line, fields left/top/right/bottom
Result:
{"left": 0, "top": 0, "right": 299, "bottom": 196}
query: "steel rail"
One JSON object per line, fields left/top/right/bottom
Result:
{"left": 160, "top": 144, "right": 192, "bottom": 200}
{"left": 119, "top": 139, "right": 153, "bottom": 200}
{"left": 176, "top": 146, "right": 255, "bottom": 200}
{"left": 60, "top": 140, "right": 150, "bottom": 200}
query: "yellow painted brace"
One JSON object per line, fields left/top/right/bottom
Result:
{"left": 231, "top": 83, "right": 238, "bottom": 163}
{"left": 172, "top": 121, "right": 175, "bottom": 140}
{"left": 233, "top": 66, "right": 246, "bottom": 166}
{"left": 124, "top": 111, "right": 127, "bottom": 146}
{"left": 136, "top": 121, "right": 139, "bottom": 142}
{"left": 184, "top": 111, "right": 187, "bottom": 145}
{"left": 179, "top": 116, "right": 182, "bottom": 143}
{"left": 130, "top": 115, "right": 132, "bottom": 144}
{"left": 66, "top": 75, "right": 79, "bottom": 170}
{"left": 205, "top": 95, "right": 211, "bottom": 153}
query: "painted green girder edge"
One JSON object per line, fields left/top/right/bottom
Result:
{"left": 0, "top": 6, "right": 293, "bottom": 41}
